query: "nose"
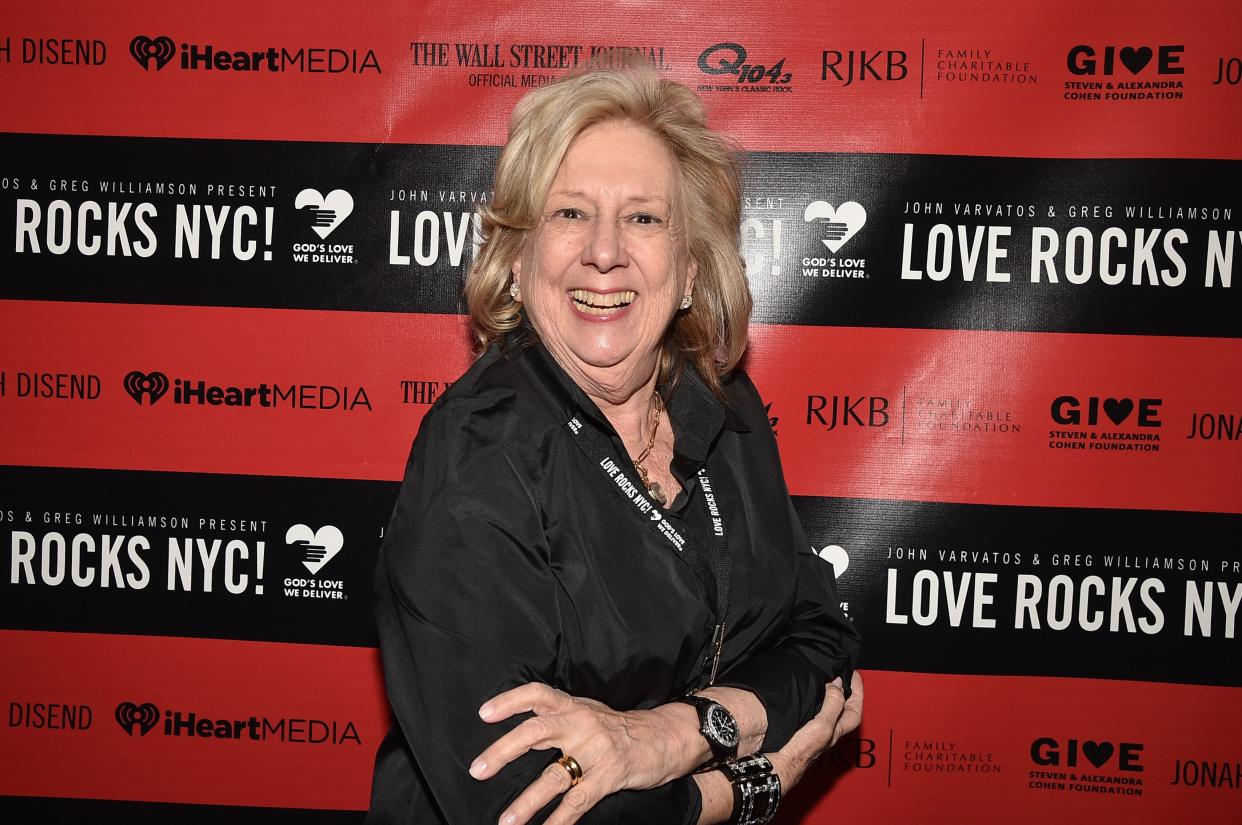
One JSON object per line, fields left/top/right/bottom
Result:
{"left": 580, "top": 213, "right": 628, "bottom": 272}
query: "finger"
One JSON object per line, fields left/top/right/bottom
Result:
{"left": 480, "top": 682, "right": 571, "bottom": 723}
{"left": 817, "top": 677, "right": 847, "bottom": 723}
{"left": 471, "top": 714, "right": 567, "bottom": 780}
{"left": 830, "top": 672, "right": 865, "bottom": 748}
{"left": 497, "top": 759, "right": 576, "bottom": 825}
{"left": 544, "top": 775, "right": 606, "bottom": 825}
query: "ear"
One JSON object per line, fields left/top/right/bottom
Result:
{"left": 683, "top": 257, "right": 697, "bottom": 300}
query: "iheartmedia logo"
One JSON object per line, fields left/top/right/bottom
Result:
{"left": 115, "top": 701, "right": 159, "bottom": 736}
{"left": 129, "top": 36, "right": 175, "bottom": 71}
{"left": 123, "top": 371, "right": 372, "bottom": 412}
{"left": 124, "top": 370, "right": 168, "bottom": 405}
{"left": 128, "top": 35, "right": 380, "bottom": 74}
{"left": 114, "top": 701, "right": 361, "bottom": 745}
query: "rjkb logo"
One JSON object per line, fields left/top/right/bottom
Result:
{"left": 115, "top": 701, "right": 159, "bottom": 736}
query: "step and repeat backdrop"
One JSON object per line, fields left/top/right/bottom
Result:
{"left": 2, "top": 1, "right": 1240, "bottom": 822}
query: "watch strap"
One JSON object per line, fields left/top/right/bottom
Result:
{"left": 671, "top": 695, "right": 738, "bottom": 770}
{"left": 720, "top": 754, "right": 781, "bottom": 825}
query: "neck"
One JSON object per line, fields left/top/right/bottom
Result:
{"left": 586, "top": 369, "right": 659, "bottom": 449}
{"left": 536, "top": 333, "right": 662, "bottom": 447}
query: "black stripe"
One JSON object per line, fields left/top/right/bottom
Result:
{"left": 3, "top": 133, "right": 1239, "bottom": 336}
{"left": 0, "top": 465, "right": 396, "bottom": 646}
{"left": 792, "top": 495, "right": 1242, "bottom": 687}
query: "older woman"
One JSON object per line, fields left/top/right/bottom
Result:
{"left": 369, "top": 67, "right": 862, "bottom": 825}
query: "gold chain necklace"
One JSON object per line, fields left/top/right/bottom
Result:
{"left": 633, "top": 391, "right": 667, "bottom": 506}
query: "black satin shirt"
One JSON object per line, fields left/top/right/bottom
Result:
{"left": 368, "top": 333, "right": 861, "bottom": 824}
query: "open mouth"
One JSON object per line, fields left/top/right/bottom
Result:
{"left": 570, "top": 289, "right": 636, "bottom": 317}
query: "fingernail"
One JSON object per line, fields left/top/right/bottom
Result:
{"left": 469, "top": 758, "right": 487, "bottom": 779}
{"left": 479, "top": 703, "right": 495, "bottom": 721}
{"left": 499, "top": 814, "right": 516, "bottom": 825}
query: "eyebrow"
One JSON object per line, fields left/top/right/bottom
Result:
{"left": 546, "top": 189, "right": 670, "bottom": 207}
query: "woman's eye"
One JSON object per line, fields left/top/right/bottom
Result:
{"left": 629, "top": 212, "right": 663, "bottom": 225}
{"left": 553, "top": 207, "right": 585, "bottom": 220}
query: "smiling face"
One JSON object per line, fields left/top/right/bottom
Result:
{"left": 512, "top": 120, "right": 696, "bottom": 403}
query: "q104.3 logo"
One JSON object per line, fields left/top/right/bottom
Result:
{"left": 696, "top": 43, "right": 791, "bottom": 92}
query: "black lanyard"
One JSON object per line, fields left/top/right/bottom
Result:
{"left": 566, "top": 412, "right": 732, "bottom": 684}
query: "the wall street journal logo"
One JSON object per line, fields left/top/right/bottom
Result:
{"left": 115, "top": 701, "right": 159, "bottom": 736}
{"left": 128, "top": 34, "right": 380, "bottom": 74}
{"left": 696, "top": 42, "right": 792, "bottom": 93}
{"left": 114, "top": 700, "right": 361, "bottom": 745}
{"left": 122, "top": 371, "right": 371, "bottom": 412}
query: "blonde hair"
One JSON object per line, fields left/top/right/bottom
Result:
{"left": 464, "top": 66, "right": 751, "bottom": 397}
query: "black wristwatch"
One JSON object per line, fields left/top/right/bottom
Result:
{"left": 671, "top": 694, "right": 739, "bottom": 770}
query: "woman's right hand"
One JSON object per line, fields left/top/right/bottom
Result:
{"left": 694, "top": 672, "right": 864, "bottom": 824}
{"left": 768, "top": 671, "right": 865, "bottom": 793}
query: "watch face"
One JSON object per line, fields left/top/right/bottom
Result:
{"left": 705, "top": 703, "right": 740, "bottom": 749}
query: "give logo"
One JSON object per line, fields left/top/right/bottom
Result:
{"left": 295, "top": 189, "right": 354, "bottom": 239}
{"left": 1050, "top": 396, "right": 1162, "bottom": 427}
{"left": 1031, "top": 737, "right": 1144, "bottom": 772}
{"left": 1067, "top": 44, "right": 1185, "bottom": 76}
{"left": 115, "top": 701, "right": 159, "bottom": 736}
{"left": 804, "top": 201, "right": 866, "bottom": 254}
{"left": 287, "top": 524, "right": 344, "bottom": 575}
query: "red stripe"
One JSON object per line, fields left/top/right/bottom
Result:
{"left": 2, "top": 630, "right": 1238, "bottom": 820}
{"left": 1, "top": 0, "right": 1238, "bottom": 158}
{"left": 0, "top": 630, "right": 388, "bottom": 809}
{"left": 797, "top": 670, "right": 1242, "bottom": 824}
{"left": 0, "top": 300, "right": 472, "bottom": 482}
{"left": 746, "top": 324, "right": 1242, "bottom": 514}
{"left": 3, "top": 301, "right": 1239, "bottom": 513}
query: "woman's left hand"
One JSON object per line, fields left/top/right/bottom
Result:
{"left": 469, "top": 682, "right": 693, "bottom": 825}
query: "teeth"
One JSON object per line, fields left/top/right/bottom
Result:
{"left": 571, "top": 289, "right": 636, "bottom": 315}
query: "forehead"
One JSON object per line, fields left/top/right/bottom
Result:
{"left": 548, "top": 120, "right": 679, "bottom": 203}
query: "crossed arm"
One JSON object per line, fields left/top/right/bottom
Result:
{"left": 374, "top": 402, "right": 861, "bottom": 824}
{"left": 470, "top": 674, "right": 864, "bottom": 825}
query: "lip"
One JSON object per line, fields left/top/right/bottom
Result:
{"left": 567, "top": 288, "right": 638, "bottom": 321}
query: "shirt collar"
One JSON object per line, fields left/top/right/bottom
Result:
{"left": 506, "top": 326, "right": 748, "bottom": 465}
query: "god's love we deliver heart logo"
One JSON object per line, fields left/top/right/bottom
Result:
{"left": 804, "top": 201, "right": 867, "bottom": 254}
{"left": 295, "top": 189, "right": 354, "bottom": 239}
{"left": 286, "top": 524, "right": 344, "bottom": 575}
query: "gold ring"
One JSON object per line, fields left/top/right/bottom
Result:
{"left": 556, "top": 754, "right": 583, "bottom": 787}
